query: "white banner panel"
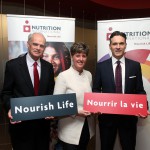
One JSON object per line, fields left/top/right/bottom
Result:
{"left": 7, "top": 15, "right": 75, "bottom": 73}
{"left": 98, "top": 18, "right": 150, "bottom": 61}
{"left": 97, "top": 18, "right": 150, "bottom": 150}
{"left": 7, "top": 14, "right": 75, "bottom": 42}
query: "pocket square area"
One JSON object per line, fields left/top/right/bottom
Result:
{"left": 129, "top": 76, "right": 136, "bottom": 78}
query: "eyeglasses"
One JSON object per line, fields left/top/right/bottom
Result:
{"left": 31, "top": 42, "right": 45, "bottom": 49}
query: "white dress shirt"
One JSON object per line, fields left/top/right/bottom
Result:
{"left": 26, "top": 53, "right": 41, "bottom": 86}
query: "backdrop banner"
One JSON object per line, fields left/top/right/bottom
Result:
{"left": 97, "top": 18, "right": 150, "bottom": 150}
{"left": 7, "top": 14, "right": 75, "bottom": 60}
{"left": 7, "top": 14, "right": 75, "bottom": 150}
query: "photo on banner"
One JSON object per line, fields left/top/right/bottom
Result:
{"left": 7, "top": 14, "right": 75, "bottom": 150}
{"left": 8, "top": 41, "right": 72, "bottom": 78}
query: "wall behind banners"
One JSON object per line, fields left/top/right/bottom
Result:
{"left": 0, "top": 14, "right": 97, "bottom": 150}
{"left": 97, "top": 18, "right": 150, "bottom": 150}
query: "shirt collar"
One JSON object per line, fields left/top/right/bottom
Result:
{"left": 26, "top": 53, "right": 41, "bottom": 67}
{"left": 112, "top": 56, "right": 125, "bottom": 65}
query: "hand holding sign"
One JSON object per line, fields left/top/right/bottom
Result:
{"left": 8, "top": 109, "right": 21, "bottom": 124}
{"left": 78, "top": 110, "right": 91, "bottom": 117}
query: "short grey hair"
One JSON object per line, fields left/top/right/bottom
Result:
{"left": 28, "top": 32, "right": 46, "bottom": 43}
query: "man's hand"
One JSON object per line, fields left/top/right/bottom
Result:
{"left": 45, "top": 116, "right": 55, "bottom": 120}
{"left": 147, "top": 111, "right": 150, "bottom": 115}
{"left": 8, "top": 109, "right": 21, "bottom": 124}
{"left": 136, "top": 111, "right": 150, "bottom": 118}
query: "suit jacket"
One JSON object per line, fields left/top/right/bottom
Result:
{"left": 1, "top": 53, "right": 55, "bottom": 114}
{"left": 93, "top": 57, "right": 145, "bottom": 94}
{"left": 1, "top": 53, "right": 55, "bottom": 149}
{"left": 93, "top": 57, "right": 146, "bottom": 126}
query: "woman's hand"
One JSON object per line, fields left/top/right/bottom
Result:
{"left": 78, "top": 110, "right": 91, "bottom": 117}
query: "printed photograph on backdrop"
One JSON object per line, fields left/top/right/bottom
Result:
{"left": 42, "top": 42, "right": 72, "bottom": 150}
{"left": 8, "top": 41, "right": 27, "bottom": 59}
{"left": 43, "top": 42, "right": 71, "bottom": 78}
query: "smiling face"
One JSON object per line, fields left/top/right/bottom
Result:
{"left": 43, "top": 46, "right": 61, "bottom": 75}
{"left": 109, "top": 35, "right": 127, "bottom": 60}
{"left": 72, "top": 52, "right": 87, "bottom": 73}
{"left": 27, "top": 33, "right": 46, "bottom": 61}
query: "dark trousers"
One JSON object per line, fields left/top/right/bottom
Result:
{"left": 9, "top": 119, "right": 50, "bottom": 150}
{"left": 99, "top": 115, "right": 138, "bottom": 150}
{"left": 61, "top": 118, "right": 90, "bottom": 150}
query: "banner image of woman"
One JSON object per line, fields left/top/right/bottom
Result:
{"left": 43, "top": 42, "right": 72, "bottom": 150}
{"left": 43, "top": 42, "right": 71, "bottom": 78}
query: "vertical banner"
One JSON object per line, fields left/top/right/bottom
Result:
{"left": 97, "top": 18, "right": 150, "bottom": 150}
{"left": 7, "top": 14, "right": 75, "bottom": 150}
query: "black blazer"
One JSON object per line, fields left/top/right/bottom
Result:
{"left": 93, "top": 57, "right": 146, "bottom": 95}
{"left": 93, "top": 57, "right": 146, "bottom": 125}
{"left": 1, "top": 54, "right": 55, "bottom": 113}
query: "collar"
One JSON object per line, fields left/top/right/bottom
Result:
{"left": 112, "top": 56, "right": 125, "bottom": 65}
{"left": 26, "top": 53, "right": 41, "bottom": 67}
{"left": 70, "top": 66, "right": 84, "bottom": 75}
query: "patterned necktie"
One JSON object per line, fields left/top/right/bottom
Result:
{"left": 33, "top": 62, "right": 39, "bottom": 96}
{"left": 115, "top": 60, "right": 122, "bottom": 93}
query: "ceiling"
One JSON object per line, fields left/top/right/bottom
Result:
{"left": 2, "top": 0, "right": 150, "bottom": 23}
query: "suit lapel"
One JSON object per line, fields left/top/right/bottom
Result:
{"left": 19, "top": 55, "right": 34, "bottom": 94}
{"left": 38, "top": 59, "right": 47, "bottom": 93}
{"left": 124, "top": 58, "right": 130, "bottom": 92}
{"left": 108, "top": 58, "right": 116, "bottom": 88}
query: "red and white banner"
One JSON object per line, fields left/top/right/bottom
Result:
{"left": 97, "top": 18, "right": 150, "bottom": 101}
{"left": 7, "top": 14, "right": 75, "bottom": 59}
{"left": 7, "top": 14, "right": 75, "bottom": 42}
{"left": 97, "top": 18, "right": 150, "bottom": 150}
{"left": 7, "top": 14, "right": 75, "bottom": 150}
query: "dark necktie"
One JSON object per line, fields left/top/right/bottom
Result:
{"left": 33, "top": 62, "right": 39, "bottom": 96}
{"left": 115, "top": 60, "right": 122, "bottom": 93}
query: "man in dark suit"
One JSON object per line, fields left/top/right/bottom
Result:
{"left": 1, "top": 32, "right": 55, "bottom": 150}
{"left": 93, "top": 31, "right": 146, "bottom": 150}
